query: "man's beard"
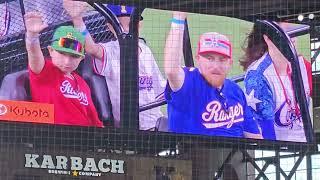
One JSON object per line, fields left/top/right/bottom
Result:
{"left": 203, "top": 74, "right": 226, "bottom": 88}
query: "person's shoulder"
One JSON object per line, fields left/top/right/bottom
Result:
{"left": 245, "top": 54, "right": 273, "bottom": 83}
{"left": 244, "top": 64, "right": 272, "bottom": 94}
{"left": 246, "top": 53, "right": 272, "bottom": 73}
{"left": 245, "top": 68, "right": 269, "bottom": 88}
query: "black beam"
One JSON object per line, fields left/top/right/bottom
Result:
{"left": 287, "top": 151, "right": 308, "bottom": 180}
{"left": 118, "top": 6, "right": 141, "bottom": 129}
{"left": 255, "top": 160, "right": 271, "bottom": 180}
{"left": 311, "top": 46, "right": 320, "bottom": 64}
{"left": 306, "top": 153, "right": 312, "bottom": 180}
{"left": 275, "top": 151, "right": 281, "bottom": 180}
{"left": 279, "top": 168, "right": 288, "bottom": 179}
{"left": 139, "top": 98, "right": 166, "bottom": 112}
{"left": 241, "top": 150, "right": 269, "bottom": 180}
{"left": 254, "top": 152, "right": 317, "bottom": 161}
{"left": 214, "top": 148, "right": 238, "bottom": 179}
{"left": 183, "top": 20, "right": 194, "bottom": 67}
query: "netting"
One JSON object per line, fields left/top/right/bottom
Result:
{"left": 0, "top": 0, "right": 319, "bottom": 179}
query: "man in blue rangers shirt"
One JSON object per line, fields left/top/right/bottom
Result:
{"left": 163, "top": 12, "right": 262, "bottom": 139}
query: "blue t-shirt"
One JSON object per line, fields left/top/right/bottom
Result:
{"left": 165, "top": 67, "right": 260, "bottom": 137}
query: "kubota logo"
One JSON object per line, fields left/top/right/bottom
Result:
{"left": 0, "top": 100, "right": 54, "bottom": 124}
{"left": 0, "top": 104, "right": 8, "bottom": 115}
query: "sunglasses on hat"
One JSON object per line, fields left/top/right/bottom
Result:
{"left": 55, "top": 37, "right": 83, "bottom": 54}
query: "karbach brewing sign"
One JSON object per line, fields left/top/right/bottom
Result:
{"left": 24, "top": 153, "right": 125, "bottom": 177}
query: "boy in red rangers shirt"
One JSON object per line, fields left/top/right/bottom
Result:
{"left": 24, "top": 11, "right": 103, "bottom": 127}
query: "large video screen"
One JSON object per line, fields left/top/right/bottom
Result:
{"left": 0, "top": 0, "right": 313, "bottom": 143}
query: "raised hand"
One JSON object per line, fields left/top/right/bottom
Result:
{"left": 63, "top": 0, "right": 89, "bottom": 18}
{"left": 24, "top": 12, "right": 48, "bottom": 36}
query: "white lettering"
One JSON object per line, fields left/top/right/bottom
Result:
{"left": 98, "top": 159, "right": 110, "bottom": 173}
{"left": 56, "top": 156, "right": 68, "bottom": 170}
{"left": 110, "top": 160, "right": 124, "bottom": 174}
{"left": 41, "top": 155, "right": 55, "bottom": 169}
{"left": 71, "top": 157, "right": 83, "bottom": 170}
{"left": 202, "top": 101, "right": 221, "bottom": 122}
{"left": 79, "top": 171, "right": 101, "bottom": 176}
{"left": 48, "top": 169, "right": 69, "bottom": 175}
{"left": 25, "top": 154, "right": 40, "bottom": 168}
{"left": 60, "top": 80, "right": 88, "bottom": 105}
{"left": 24, "top": 154, "right": 125, "bottom": 174}
{"left": 83, "top": 158, "right": 98, "bottom": 172}
{"left": 201, "top": 101, "right": 244, "bottom": 128}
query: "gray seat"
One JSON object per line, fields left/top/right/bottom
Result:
{"left": 78, "top": 55, "right": 114, "bottom": 126}
{"left": 155, "top": 116, "right": 168, "bottom": 132}
{"left": 0, "top": 70, "right": 30, "bottom": 101}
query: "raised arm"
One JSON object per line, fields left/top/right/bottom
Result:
{"left": 24, "top": 12, "right": 48, "bottom": 74}
{"left": 63, "top": 0, "right": 104, "bottom": 60}
{"left": 164, "top": 12, "right": 187, "bottom": 91}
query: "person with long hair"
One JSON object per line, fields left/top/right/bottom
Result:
{"left": 240, "top": 22, "right": 312, "bottom": 142}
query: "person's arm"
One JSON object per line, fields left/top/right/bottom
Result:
{"left": 164, "top": 12, "right": 187, "bottom": 92}
{"left": 244, "top": 70, "right": 276, "bottom": 140}
{"left": 63, "top": 0, "right": 104, "bottom": 60}
{"left": 24, "top": 12, "right": 48, "bottom": 74}
{"left": 236, "top": 83, "right": 263, "bottom": 139}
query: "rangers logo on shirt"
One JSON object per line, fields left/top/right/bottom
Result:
{"left": 60, "top": 80, "right": 89, "bottom": 106}
{"left": 275, "top": 102, "right": 303, "bottom": 130}
{"left": 201, "top": 100, "right": 244, "bottom": 129}
{"left": 139, "top": 75, "right": 153, "bottom": 91}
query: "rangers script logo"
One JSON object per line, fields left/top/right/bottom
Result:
{"left": 60, "top": 80, "right": 88, "bottom": 105}
{"left": 202, "top": 101, "right": 244, "bottom": 129}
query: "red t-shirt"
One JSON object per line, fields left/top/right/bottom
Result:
{"left": 29, "top": 60, "right": 103, "bottom": 127}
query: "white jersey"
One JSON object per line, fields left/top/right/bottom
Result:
{"left": 93, "top": 40, "right": 166, "bottom": 130}
{"left": 244, "top": 53, "right": 311, "bottom": 142}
